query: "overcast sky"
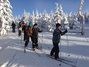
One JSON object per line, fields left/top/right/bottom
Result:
{"left": 9, "top": 0, "right": 89, "bottom": 17}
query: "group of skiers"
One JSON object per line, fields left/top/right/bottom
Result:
{"left": 17, "top": 21, "right": 43, "bottom": 51}
{"left": 11, "top": 20, "right": 67, "bottom": 60}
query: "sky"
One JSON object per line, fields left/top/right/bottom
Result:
{"left": 9, "top": 0, "right": 89, "bottom": 17}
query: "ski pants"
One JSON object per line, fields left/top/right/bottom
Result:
{"left": 31, "top": 37, "right": 38, "bottom": 48}
{"left": 24, "top": 36, "right": 32, "bottom": 48}
{"left": 50, "top": 42, "right": 59, "bottom": 59}
{"left": 24, "top": 31, "right": 27, "bottom": 41}
{"left": 24, "top": 36, "right": 29, "bottom": 48}
{"left": 12, "top": 27, "right": 15, "bottom": 33}
{"left": 18, "top": 30, "right": 21, "bottom": 36}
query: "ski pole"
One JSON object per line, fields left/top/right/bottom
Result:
{"left": 74, "top": 56, "right": 79, "bottom": 66}
{"left": 40, "top": 38, "right": 49, "bottom": 49}
{"left": 66, "top": 32, "right": 70, "bottom": 57}
{"left": 40, "top": 32, "right": 44, "bottom": 49}
{"left": 65, "top": 26, "right": 70, "bottom": 57}
{"left": 39, "top": 36, "right": 50, "bottom": 49}
{"left": 59, "top": 35, "right": 62, "bottom": 66}
{"left": 38, "top": 36, "right": 42, "bottom": 50}
{"left": 29, "top": 37, "right": 32, "bottom": 48}
{"left": 21, "top": 31, "right": 23, "bottom": 43}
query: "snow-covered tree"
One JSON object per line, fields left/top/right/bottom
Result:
{"left": 0, "top": 0, "right": 13, "bottom": 35}
{"left": 84, "top": 11, "right": 89, "bottom": 23}
{"left": 54, "top": 3, "right": 61, "bottom": 22}
{"left": 21, "top": 10, "right": 31, "bottom": 24}
{"left": 32, "top": 11, "right": 35, "bottom": 25}
{"left": 68, "top": 13, "right": 80, "bottom": 30}
{"left": 14, "top": 3, "right": 88, "bottom": 32}
{"left": 48, "top": 11, "right": 54, "bottom": 32}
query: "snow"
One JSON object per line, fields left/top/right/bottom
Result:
{"left": 0, "top": 23, "right": 89, "bottom": 67}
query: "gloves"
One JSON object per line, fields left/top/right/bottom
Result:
{"left": 41, "top": 29, "right": 44, "bottom": 32}
{"left": 65, "top": 29, "right": 67, "bottom": 33}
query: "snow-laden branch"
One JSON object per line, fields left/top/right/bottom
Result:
{"left": 78, "top": 0, "right": 84, "bottom": 17}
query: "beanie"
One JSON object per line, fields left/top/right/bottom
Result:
{"left": 56, "top": 23, "right": 61, "bottom": 28}
{"left": 34, "top": 23, "right": 37, "bottom": 26}
{"left": 29, "top": 22, "right": 32, "bottom": 26}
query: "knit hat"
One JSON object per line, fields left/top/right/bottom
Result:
{"left": 29, "top": 22, "right": 32, "bottom": 26}
{"left": 34, "top": 23, "right": 37, "bottom": 26}
{"left": 56, "top": 23, "right": 61, "bottom": 28}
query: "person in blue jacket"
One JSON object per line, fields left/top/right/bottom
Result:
{"left": 50, "top": 23, "right": 67, "bottom": 59}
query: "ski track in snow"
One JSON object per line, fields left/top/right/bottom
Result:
{"left": 0, "top": 24, "right": 89, "bottom": 67}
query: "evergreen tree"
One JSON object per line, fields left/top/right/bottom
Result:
{"left": 0, "top": 0, "right": 13, "bottom": 35}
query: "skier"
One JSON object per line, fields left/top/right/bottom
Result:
{"left": 18, "top": 22, "right": 22, "bottom": 36}
{"left": 50, "top": 23, "right": 67, "bottom": 60}
{"left": 22, "top": 23, "right": 27, "bottom": 41}
{"left": 11, "top": 21, "right": 16, "bottom": 33}
{"left": 31, "top": 23, "right": 43, "bottom": 50}
{"left": 22, "top": 21, "right": 25, "bottom": 32}
{"left": 24, "top": 22, "right": 33, "bottom": 48}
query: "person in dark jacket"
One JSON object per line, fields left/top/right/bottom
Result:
{"left": 50, "top": 23, "right": 67, "bottom": 59}
{"left": 22, "top": 23, "right": 27, "bottom": 41}
{"left": 22, "top": 21, "right": 26, "bottom": 32}
{"left": 18, "top": 22, "right": 22, "bottom": 36}
{"left": 11, "top": 21, "right": 16, "bottom": 33}
{"left": 31, "top": 23, "right": 43, "bottom": 50}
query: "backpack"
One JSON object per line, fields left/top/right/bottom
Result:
{"left": 19, "top": 27, "right": 22, "bottom": 31}
{"left": 26, "top": 26, "right": 33, "bottom": 37}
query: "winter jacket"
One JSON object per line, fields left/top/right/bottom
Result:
{"left": 25, "top": 26, "right": 33, "bottom": 37}
{"left": 22, "top": 25, "right": 26, "bottom": 33}
{"left": 12, "top": 23, "right": 16, "bottom": 29}
{"left": 22, "top": 24, "right": 26, "bottom": 31}
{"left": 52, "top": 29, "right": 67, "bottom": 43}
{"left": 18, "top": 23, "right": 22, "bottom": 28}
{"left": 32, "top": 27, "right": 42, "bottom": 38}
{"left": 18, "top": 23, "right": 22, "bottom": 31}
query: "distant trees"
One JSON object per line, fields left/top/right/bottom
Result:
{"left": 15, "top": 2, "right": 88, "bottom": 32}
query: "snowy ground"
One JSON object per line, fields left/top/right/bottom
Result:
{"left": 0, "top": 23, "right": 89, "bottom": 67}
